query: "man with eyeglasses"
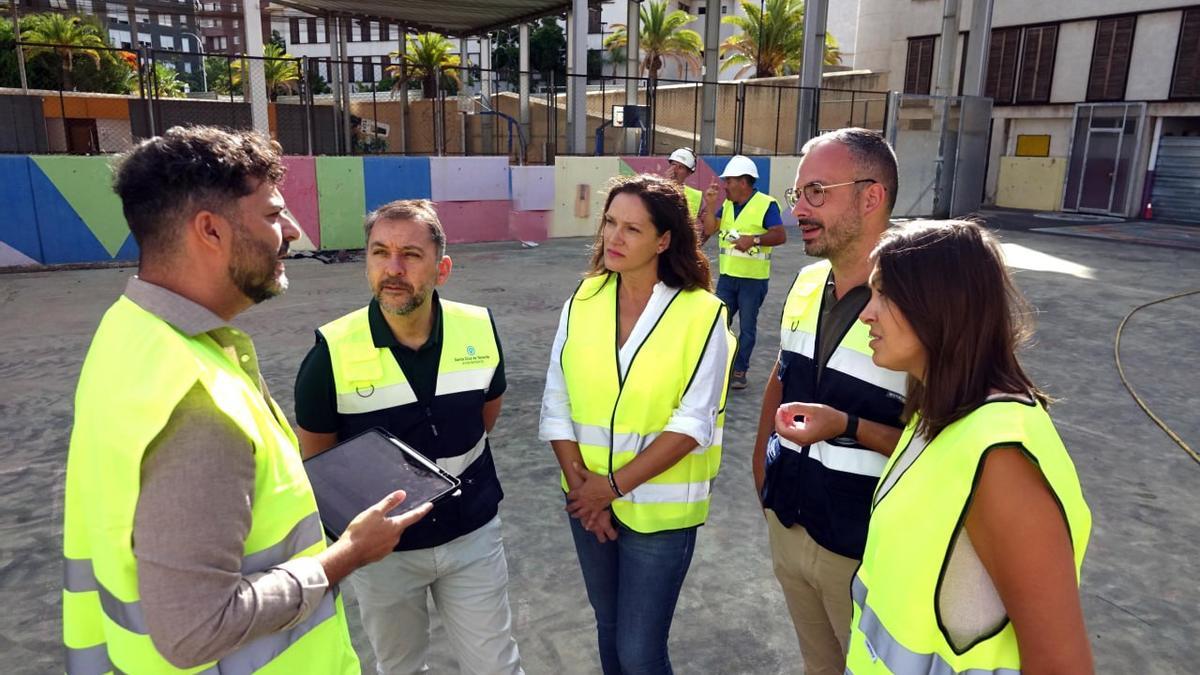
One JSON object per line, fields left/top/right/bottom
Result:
{"left": 700, "top": 154, "right": 787, "bottom": 390}
{"left": 753, "top": 128, "right": 907, "bottom": 675}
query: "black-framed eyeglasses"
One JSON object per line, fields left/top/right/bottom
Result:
{"left": 784, "top": 179, "right": 878, "bottom": 208}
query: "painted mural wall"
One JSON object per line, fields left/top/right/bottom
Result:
{"left": 0, "top": 155, "right": 803, "bottom": 268}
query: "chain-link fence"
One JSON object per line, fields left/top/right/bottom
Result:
{"left": 2, "top": 40, "right": 892, "bottom": 160}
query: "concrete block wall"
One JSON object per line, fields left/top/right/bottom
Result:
{"left": 1, "top": 155, "right": 803, "bottom": 268}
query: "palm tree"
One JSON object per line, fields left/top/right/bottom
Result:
{"left": 603, "top": 41, "right": 626, "bottom": 79}
{"left": 386, "top": 32, "right": 460, "bottom": 99}
{"left": 720, "top": 0, "right": 841, "bottom": 79}
{"left": 19, "top": 13, "right": 107, "bottom": 91}
{"left": 605, "top": 0, "right": 703, "bottom": 86}
{"left": 231, "top": 43, "right": 300, "bottom": 101}
{"left": 130, "top": 62, "right": 186, "bottom": 97}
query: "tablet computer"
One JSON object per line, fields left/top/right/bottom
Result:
{"left": 303, "top": 427, "right": 462, "bottom": 538}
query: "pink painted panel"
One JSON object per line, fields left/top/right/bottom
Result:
{"left": 435, "top": 200, "right": 512, "bottom": 244}
{"left": 280, "top": 156, "right": 320, "bottom": 249}
{"left": 508, "top": 210, "right": 550, "bottom": 242}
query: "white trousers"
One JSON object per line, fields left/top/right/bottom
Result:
{"left": 348, "top": 516, "right": 523, "bottom": 675}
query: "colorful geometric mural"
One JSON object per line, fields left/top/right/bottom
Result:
{"left": 1, "top": 154, "right": 800, "bottom": 268}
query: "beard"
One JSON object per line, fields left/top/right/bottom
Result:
{"left": 801, "top": 208, "right": 863, "bottom": 260}
{"left": 374, "top": 278, "right": 432, "bottom": 316}
{"left": 228, "top": 221, "right": 289, "bottom": 305}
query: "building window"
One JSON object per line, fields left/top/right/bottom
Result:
{"left": 307, "top": 18, "right": 318, "bottom": 44}
{"left": 290, "top": 17, "right": 301, "bottom": 44}
{"left": 985, "top": 28, "right": 1020, "bottom": 104}
{"left": 1015, "top": 25, "right": 1057, "bottom": 104}
{"left": 589, "top": 7, "right": 602, "bottom": 34}
{"left": 1171, "top": 8, "right": 1200, "bottom": 99}
{"left": 359, "top": 19, "right": 370, "bottom": 43}
{"left": 904, "top": 36, "right": 935, "bottom": 94}
{"left": 380, "top": 21, "right": 390, "bottom": 42}
{"left": 1087, "top": 16, "right": 1135, "bottom": 101}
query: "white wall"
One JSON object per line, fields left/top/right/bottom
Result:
{"left": 1050, "top": 21, "right": 1093, "bottom": 104}
{"left": 1127, "top": 11, "right": 1183, "bottom": 101}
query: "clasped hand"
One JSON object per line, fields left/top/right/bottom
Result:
{"left": 774, "top": 402, "right": 848, "bottom": 446}
{"left": 565, "top": 461, "right": 619, "bottom": 543}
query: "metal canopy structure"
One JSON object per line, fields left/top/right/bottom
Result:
{"left": 269, "top": 0, "right": 575, "bottom": 36}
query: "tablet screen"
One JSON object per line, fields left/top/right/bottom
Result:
{"left": 303, "top": 429, "right": 460, "bottom": 537}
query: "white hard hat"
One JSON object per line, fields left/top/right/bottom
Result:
{"left": 668, "top": 147, "right": 697, "bottom": 171}
{"left": 719, "top": 155, "right": 758, "bottom": 180}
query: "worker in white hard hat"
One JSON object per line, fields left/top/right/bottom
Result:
{"left": 664, "top": 147, "right": 704, "bottom": 226}
{"left": 700, "top": 155, "right": 786, "bottom": 390}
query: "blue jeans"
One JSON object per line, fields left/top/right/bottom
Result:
{"left": 716, "top": 274, "right": 769, "bottom": 373}
{"left": 568, "top": 515, "right": 697, "bottom": 675}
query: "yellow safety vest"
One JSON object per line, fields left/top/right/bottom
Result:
{"left": 560, "top": 273, "right": 736, "bottom": 533}
{"left": 320, "top": 300, "right": 499, "bottom": 422}
{"left": 846, "top": 401, "right": 1091, "bottom": 675}
{"left": 63, "top": 296, "right": 359, "bottom": 675}
{"left": 684, "top": 185, "right": 702, "bottom": 221}
{"left": 718, "top": 191, "right": 777, "bottom": 280}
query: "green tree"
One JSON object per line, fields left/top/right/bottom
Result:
{"left": 491, "top": 18, "right": 567, "bottom": 87}
{"left": 19, "top": 13, "right": 109, "bottom": 91}
{"left": 205, "top": 55, "right": 241, "bottom": 95}
{"left": 269, "top": 30, "right": 287, "bottom": 53}
{"left": 386, "top": 32, "right": 460, "bottom": 99}
{"left": 131, "top": 62, "right": 186, "bottom": 97}
{"left": 231, "top": 43, "right": 300, "bottom": 101}
{"left": 720, "top": 0, "right": 841, "bottom": 78}
{"left": 605, "top": 0, "right": 703, "bottom": 85}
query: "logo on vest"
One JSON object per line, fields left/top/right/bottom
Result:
{"left": 453, "top": 344, "right": 491, "bottom": 366}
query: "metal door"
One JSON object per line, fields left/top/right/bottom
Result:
{"left": 1151, "top": 135, "right": 1200, "bottom": 224}
{"left": 1064, "top": 103, "right": 1146, "bottom": 215}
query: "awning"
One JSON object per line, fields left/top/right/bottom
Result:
{"left": 270, "top": 0, "right": 586, "bottom": 36}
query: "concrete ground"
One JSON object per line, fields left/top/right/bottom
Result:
{"left": 1, "top": 217, "right": 1197, "bottom": 674}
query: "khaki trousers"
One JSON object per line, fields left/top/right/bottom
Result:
{"left": 766, "top": 510, "right": 860, "bottom": 675}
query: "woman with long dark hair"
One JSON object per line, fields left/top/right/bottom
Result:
{"left": 776, "top": 221, "right": 1093, "bottom": 674}
{"left": 539, "top": 174, "right": 735, "bottom": 674}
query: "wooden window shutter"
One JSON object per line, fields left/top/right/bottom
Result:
{"left": 1016, "top": 25, "right": 1057, "bottom": 103}
{"left": 1171, "top": 9, "right": 1200, "bottom": 99}
{"left": 1088, "top": 16, "right": 1135, "bottom": 101}
{"left": 289, "top": 18, "right": 300, "bottom": 45}
{"left": 985, "top": 28, "right": 1020, "bottom": 103}
{"left": 905, "top": 37, "right": 935, "bottom": 94}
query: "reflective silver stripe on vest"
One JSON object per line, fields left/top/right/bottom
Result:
{"left": 781, "top": 328, "right": 816, "bottom": 356}
{"left": 197, "top": 585, "right": 342, "bottom": 675}
{"left": 336, "top": 380, "right": 417, "bottom": 414}
{"left": 63, "top": 587, "right": 341, "bottom": 675}
{"left": 850, "top": 577, "right": 1020, "bottom": 675}
{"left": 573, "top": 422, "right": 714, "bottom": 456}
{"left": 718, "top": 243, "right": 772, "bottom": 260}
{"left": 622, "top": 480, "right": 711, "bottom": 504}
{"left": 65, "top": 642, "right": 113, "bottom": 675}
{"left": 779, "top": 437, "right": 887, "bottom": 477}
{"left": 241, "top": 511, "right": 324, "bottom": 575}
{"left": 436, "top": 368, "right": 496, "bottom": 397}
{"left": 827, "top": 344, "right": 907, "bottom": 394}
{"left": 65, "top": 510, "right": 324, "bottom": 638}
{"left": 64, "top": 557, "right": 148, "bottom": 635}
{"left": 437, "top": 433, "right": 488, "bottom": 476}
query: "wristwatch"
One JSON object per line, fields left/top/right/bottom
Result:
{"left": 837, "top": 414, "right": 859, "bottom": 444}
{"left": 752, "top": 235, "right": 762, "bottom": 246}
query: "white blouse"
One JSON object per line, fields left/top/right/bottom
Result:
{"left": 538, "top": 281, "right": 731, "bottom": 448}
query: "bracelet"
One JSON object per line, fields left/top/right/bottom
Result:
{"left": 608, "top": 473, "right": 625, "bottom": 498}
{"left": 843, "top": 413, "right": 859, "bottom": 442}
